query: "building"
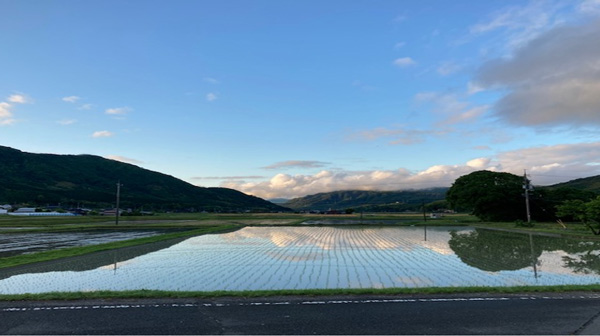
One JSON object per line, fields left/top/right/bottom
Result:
{"left": 14, "top": 207, "right": 37, "bottom": 213}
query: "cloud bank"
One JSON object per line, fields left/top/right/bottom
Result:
{"left": 476, "top": 19, "right": 600, "bottom": 128}
{"left": 220, "top": 142, "right": 600, "bottom": 199}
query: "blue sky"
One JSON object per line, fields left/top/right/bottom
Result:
{"left": 2, "top": 0, "right": 600, "bottom": 199}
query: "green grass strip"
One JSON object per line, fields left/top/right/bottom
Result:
{"left": 0, "top": 224, "right": 239, "bottom": 269}
{"left": 1, "top": 285, "right": 600, "bottom": 301}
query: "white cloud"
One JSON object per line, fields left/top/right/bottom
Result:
{"left": 579, "top": 0, "right": 600, "bottom": 14}
{"left": 468, "top": 0, "right": 570, "bottom": 50}
{"left": 394, "top": 41, "right": 406, "bottom": 49}
{"left": 466, "top": 158, "right": 491, "bottom": 169}
{"left": 467, "top": 82, "right": 484, "bottom": 95}
{"left": 222, "top": 142, "right": 600, "bottom": 199}
{"left": 437, "top": 62, "right": 461, "bottom": 76}
{"left": 0, "top": 93, "right": 29, "bottom": 125}
{"left": 106, "top": 155, "right": 143, "bottom": 165}
{"left": 206, "top": 93, "right": 218, "bottom": 102}
{"left": 62, "top": 96, "right": 80, "bottom": 103}
{"left": 476, "top": 20, "right": 600, "bottom": 127}
{"left": 7, "top": 94, "right": 28, "bottom": 104}
{"left": 92, "top": 130, "right": 114, "bottom": 138}
{"left": 473, "top": 145, "right": 492, "bottom": 151}
{"left": 203, "top": 77, "right": 220, "bottom": 84}
{"left": 57, "top": 119, "right": 76, "bottom": 125}
{"left": 416, "top": 91, "right": 488, "bottom": 126}
{"left": 442, "top": 105, "right": 489, "bottom": 125}
{"left": 393, "top": 57, "right": 416, "bottom": 67}
{"left": 79, "top": 103, "right": 93, "bottom": 110}
{"left": 0, "top": 102, "right": 12, "bottom": 119}
{"left": 105, "top": 107, "right": 131, "bottom": 115}
{"left": 350, "top": 126, "right": 431, "bottom": 145}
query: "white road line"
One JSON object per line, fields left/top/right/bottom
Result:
{"left": 2, "top": 295, "right": 600, "bottom": 312}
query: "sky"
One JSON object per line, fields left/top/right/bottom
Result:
{"left": 2, "top": 0, "right": 600, "bottom": 200}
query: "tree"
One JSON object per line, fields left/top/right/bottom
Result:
{"left": 529, "top": 187, "right": 597, "bottom": 221}
{"left": 446, "top": 170, "right": 525, "bottom": 221}
{"left": 449, "top": 229, "right": 541, "bottom": 271}
{"left": 449, "top": 228, "right": 600, "bottom": 274}
{"left": 557, "top": 196, "right": 600, "bottom": 235}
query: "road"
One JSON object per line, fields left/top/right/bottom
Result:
{"left": 2, "top": 293, "right": 600, "bottom": 334}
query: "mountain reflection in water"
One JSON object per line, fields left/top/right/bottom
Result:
{"left": 0, "top": 226, "right": 599, "bottom": 294}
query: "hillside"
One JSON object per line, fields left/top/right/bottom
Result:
{"left": 546, "top": 175, "right": 600, "bottom": 193}
{"left": 0, "top": 146, "right": 287, "bottom": 212}
{"left": 279, "top": 173, "right": 600, "bottom": 213}
{"left": 282, "top": 188, "right": 449, "bottom": 212}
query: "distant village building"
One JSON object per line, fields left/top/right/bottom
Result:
{"left": 101, "top": 209, "right": 124, "bottom": 216}
{"left": 9, "top": 211, "right": 76, "bottom": 217}
{"left": 0, "top": 209, "right": 7, "bottom": 215}
{"left": 14, "top": 207, "right": 37, "bottom": 213}
{"left": 9, "top": 207, "right": 76, "bottom": 216}
{"left": 0, "top": 204, "right": 12, "bottom": 210}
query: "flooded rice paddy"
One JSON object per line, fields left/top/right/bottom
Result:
{"left": 0, "top": 230, "right": 166, "bottom": 257}
{"left": 1, "top": 226, "right": 600, "bottom": 294}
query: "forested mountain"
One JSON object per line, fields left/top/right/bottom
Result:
{"left": 282, "top": 188, "right": 449, "bottom": 212}
{"left": 282, "top": 174, "right": 600, "bottom": 213}
{"left": 547, "top": 175, "right": 600, "bottom": 193}
{"left": 0, "top": 146, "right": 287, "bottom": 212}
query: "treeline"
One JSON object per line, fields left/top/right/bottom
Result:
{"left": 447, "top": 170, "right": 599, "bottom": 223}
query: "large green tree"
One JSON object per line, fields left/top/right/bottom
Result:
{"left": 556, "top": 196, "right": 600, "bottom": 235}
{"left": 446, "top": 170, "right": 525, "bottom": 221}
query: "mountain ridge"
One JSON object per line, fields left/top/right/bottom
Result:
{"left": 0, "top": 146, "right": 287, "bottom": 212}
{"left": 282, "top": 174, "right": 600, "bottom": 211}
{"left": 282, "top": 188, "right": 449, "bottom": 211}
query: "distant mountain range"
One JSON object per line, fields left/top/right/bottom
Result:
{"left": 0, "top": 146, "right": 287, "bottom": 212}
{"left": 281, "top": 175, "right": 600, "bottom": 212}
{"left": 2, "top": 145, "right": 599, "bottom": 213}
{"left": 282, "top": 188, "right": 450, "bottom": 212}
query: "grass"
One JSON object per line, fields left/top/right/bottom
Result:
{"left": 1, "top": 284, "right": 599, "bottom": 301}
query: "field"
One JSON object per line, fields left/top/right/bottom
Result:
{"left": 1, "top": 213, "right": 600, "bottom": 300}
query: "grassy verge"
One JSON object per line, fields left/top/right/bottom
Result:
{"left": 1, "top": 284, "right": 599, "bottom": 301}
{"left": 0, "top": 224, "right": 239, "bottom": 269}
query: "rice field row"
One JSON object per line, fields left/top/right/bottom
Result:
{"left": 0, "top": 226, "right": 599, "bottom": 294}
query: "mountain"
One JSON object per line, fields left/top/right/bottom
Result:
{"left": 0, "top": 146, "right": 287, "bottom": 212}
{"left": 268, "top": 198, "right": 290, "bottom": 204}
{"left": 282, "top": 188, "right": 449, "bottom": 212}
{"left": 546, "top": 175, "right": 600, "bottom": 193}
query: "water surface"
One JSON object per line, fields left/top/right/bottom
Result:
{"left": 1, "top": 226, "right": 599, "bottom": 294}
{"left": 0, "top": 230, "right": 167, "bottom": 257}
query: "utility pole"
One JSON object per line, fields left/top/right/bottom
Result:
{"left": 115, "top": 181, "right": 122, "bottom": 226}
{"left": 523, "top": 170, "right": 532, "bottom": 224}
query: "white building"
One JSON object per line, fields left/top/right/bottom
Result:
{"left": 14, "top": 207, "right": 37, "bottom": 213}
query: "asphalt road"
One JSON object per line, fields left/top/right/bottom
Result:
{"left": 2, "top": 293, "right": 600, "bottom": 335}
